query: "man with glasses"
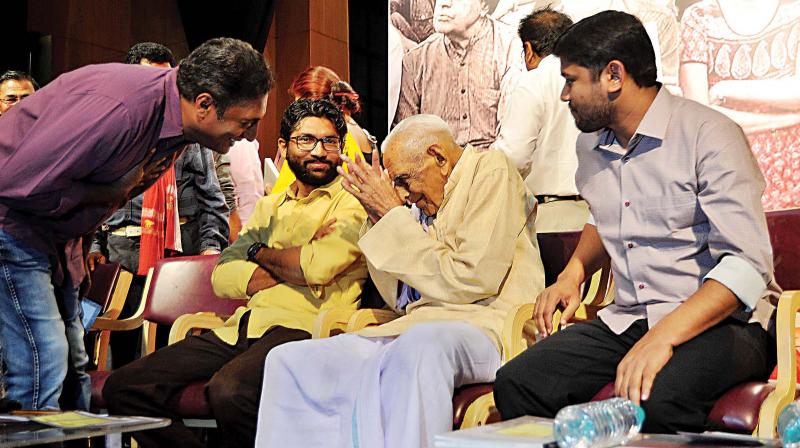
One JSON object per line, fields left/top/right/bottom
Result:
{"left": 0, "top": 70, "right": 37, "bottom": 117}
{"left": 104, "top": 98, "right": 369, "bottom": 448}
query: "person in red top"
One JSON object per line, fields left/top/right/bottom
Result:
{"left": 0, "top": 37, "right": 273, "bottom": 410}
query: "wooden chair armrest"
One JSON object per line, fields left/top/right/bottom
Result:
{"left": 91, "top": 315, "right": 144, "bottom": 332}
{"left": 312, "top": 309, "right": 359, "bottom": 339}
{"left": 501, "top": 303, "right": 536, "bottom": 361}
{"left": 758, "top": 290, "right": 800, "bottom": 438}
{"left": 461, "top": 392, "right": 498, "bottom": 429}
{"left": 346, "top": 309, "right": 400, "bottom": 332}
{"left": 102, "top": 269, "right": 133, "bottom": 320}
{"left": 168, "top": 312, "right": 227, "bottom": 345}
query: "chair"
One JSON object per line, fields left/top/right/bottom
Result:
{"left": 587, "top": 208, "right": 800, "bottom": 437}
{"left": 312, "top": 231, "right": 614, "bottom": 429}
{"left": 84, "top": 262, "right": 133, "bottom": 371}
{"left": 89, "top": 254, "right": 248, "bottom": 420}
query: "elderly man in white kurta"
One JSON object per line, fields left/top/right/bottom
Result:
{"left": 254, "top": 114, "right": 545, "bottom": 448}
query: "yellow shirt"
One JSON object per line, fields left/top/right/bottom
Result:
{"left": 211, "top": 177, "right": 368, "bottom": 344}
{"left": 272, "top": 132, "right": 364, "bottom": 195}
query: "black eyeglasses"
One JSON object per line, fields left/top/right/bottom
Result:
{"left": 289, "top": 135, "right": 342, "bottom": 153}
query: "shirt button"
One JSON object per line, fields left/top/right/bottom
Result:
{"left": 462, "top": 113, "right": 468, "bottom": 119}
{"left": 627, "top": 242, "right": 634, "bottom": 249}
{"left": 624, "top": 201, "right": 631, "bottom": 207}
{"left": 460, "top": 62, "right": 466, "bottom": 67}
{"left": 461, "top": 88, "right": 466, "bottom": 94}
{"left": 638, "top": 284, "right": 646, "bottom": 290}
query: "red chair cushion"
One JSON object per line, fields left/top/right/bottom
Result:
{"left": 452, "top": 383, "right": 494, "bottom": 428}
{"left": 591, "top": 381, "right": 773, "bottom": 434}
{"left": 707, "top": 382, "right": 774, "bottom": 433}
{"left": 166, "top": 381, "right": 212, "bottom": 419}
{"left": 89, "top": 370, "right": 113, "bottom": 411}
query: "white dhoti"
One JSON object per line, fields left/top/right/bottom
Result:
{"left": 255, "top": 321, "right": 501, "bottom": 448}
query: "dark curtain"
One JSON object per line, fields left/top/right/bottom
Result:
{"left": 177, "top": 0, "right": 276, "bottom": 51}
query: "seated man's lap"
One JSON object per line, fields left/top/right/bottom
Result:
{"left": 641, "top": 320, "right": 775, "bottom": 433}
{"left": 495, "top": 319, "right": 633, "bottom": 418}
{"left": 496, "top": 318, "right": 775, "bottom": 431}
{"left": 384, "top": 322, "right": 500, "bottom": 384}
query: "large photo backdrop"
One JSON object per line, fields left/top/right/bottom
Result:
{"left": 388, "top": 0, "right": 800, "bottom": 211}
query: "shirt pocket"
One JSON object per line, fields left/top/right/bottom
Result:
{"left": 640, "top": 191, "right": 705, "bottom": 250}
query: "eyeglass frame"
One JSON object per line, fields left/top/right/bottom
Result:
{"left": 0, "top": 94, "right": 30, "bottom": 106}
{"left": 288, "top": 134, "right": 343, "bottom": 153}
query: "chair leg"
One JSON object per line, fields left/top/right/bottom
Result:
{"left": 460, "top": 392, "right": 498, "bottom": 429}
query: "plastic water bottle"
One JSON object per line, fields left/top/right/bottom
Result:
{"left": 554, "top": 398, "right": 645, "bottom": 448}
{"left": 778, "top": 401, "right": 800, "bottom": 447}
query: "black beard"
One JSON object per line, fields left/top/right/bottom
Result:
{"left": 570, "top": 101, "right": 614, "bottom": 133}
{"left": 287, "top": 156, "right": 340, "bottom": 187}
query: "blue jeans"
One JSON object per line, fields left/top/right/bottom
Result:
{"left": 0, "top": 229, "right": 90, "bottom": 410}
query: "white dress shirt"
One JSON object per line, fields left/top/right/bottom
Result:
{"left": 493, "top": 55, "right": 580, "bottom": 196}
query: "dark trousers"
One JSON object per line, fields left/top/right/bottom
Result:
{"left": 494, "top": 318, "right": 775, "bottom": 433}
{"left": 102, "top": 315, "right": 309, "bottom": 448}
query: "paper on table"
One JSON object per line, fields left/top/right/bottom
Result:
{"left": 30, "top": 411, "right": 160, "bottom": 429}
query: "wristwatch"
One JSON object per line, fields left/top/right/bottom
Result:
{"left": 247, "top": 242, "right": 267, "bottom": 263}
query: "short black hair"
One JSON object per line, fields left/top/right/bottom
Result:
{"left": 280, "top": 99, "right": 347, "bottom": 143}
{"left": 125, "top": 42, "right": 175, "bottom": 66}
{"left": 518, "top": 6, "right": 573, "bottom": 57}
{"left": 0, "top": 70, "right": 39, "bottom": 90}
{"left": 177, "top": 37, "right": 275, "bottom": 118}
{"left": 554, "top": 10, "right": 657, "bottom": 88}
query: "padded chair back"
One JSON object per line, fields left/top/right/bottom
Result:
{"left": 536, "top": 231, "right": 582, "bottom": 287}
{"left": 766, "top": 209, "right": 800, "bottom": 291}
{"left": 141, "top": 255, "right": 248, "bottom": 326}
{"left": 85, "top": 262, "right": 122, "bottom": 311}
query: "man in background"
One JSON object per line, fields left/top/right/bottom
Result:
{"left": 0, "top": 70, "right": 37, "bottom": 116}
{"left": 393, "top": 0, "right": 523, "bottom": 149}
{"left": 492, "top": 7, "right": 588, "bottom": 232}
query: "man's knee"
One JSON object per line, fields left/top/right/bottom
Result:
{"left": 207, "top": 374, "right": 246, "bottom": 422}
{"left": 102, "top": 366, "right": 137, "bottom": 412}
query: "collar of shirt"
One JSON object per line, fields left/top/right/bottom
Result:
{"left": 442, "top": 16, "right": 492, "bottom": 61}
{"left": 280, "top": 176, "right": 344, "bottom": 204}
{"left": 595, "top": 85, "right": 671, "bottom": 157}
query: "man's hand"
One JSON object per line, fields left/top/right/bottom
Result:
{"left": 337, "top": 153, "right": 403, "bottom": 224}
{"left": 124, "top": 151, "right": 177, "bottom": 198}
{"left": 200, "top": 249, "right": 220, "bottom": 255}
{"left": 87, "top": 149, "right": 176, "bottom": 206}
{"left": 246, "top": 268, "right": 282, "bottom": 296}
{"left": 533, "top": 278, "right": 582, "bottom": 337}
{"left": 86, "top": 251, "right": 106, "bottom": 271}
{"left": 312, "top": 218, "right": 337, "bottom": 241}
{"left": 615, "top": 333, "right": 673, "bottom": 405}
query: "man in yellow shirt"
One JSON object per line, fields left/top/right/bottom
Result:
{"left": 103, "top": 98, "right": 368, "bottom": 448}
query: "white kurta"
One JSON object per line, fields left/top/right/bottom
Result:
{"left": 255, "top": 322, "right": 500, "bottom": 448}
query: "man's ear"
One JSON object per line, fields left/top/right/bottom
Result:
{"left": 427, "top": 144, "right": 450, "bottom": 175}
{"left": 604, "top": 60, "right": 625, "bottom": 94}
{"left": 194, "top": 93, "right": 215, "bottom": 120}
{"left": 277, "top": 138, "right": 288, "bottom": 159}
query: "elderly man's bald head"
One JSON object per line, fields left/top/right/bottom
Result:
{"left": 383, "top": 114, "right": 458, "bottom": 163}
{"left": 383, "top": 115, "right": 463, "bottom": 216}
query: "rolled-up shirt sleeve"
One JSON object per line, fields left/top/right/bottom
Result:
{"left": 696, "top": 119, "right": 772, "bottom": 309}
